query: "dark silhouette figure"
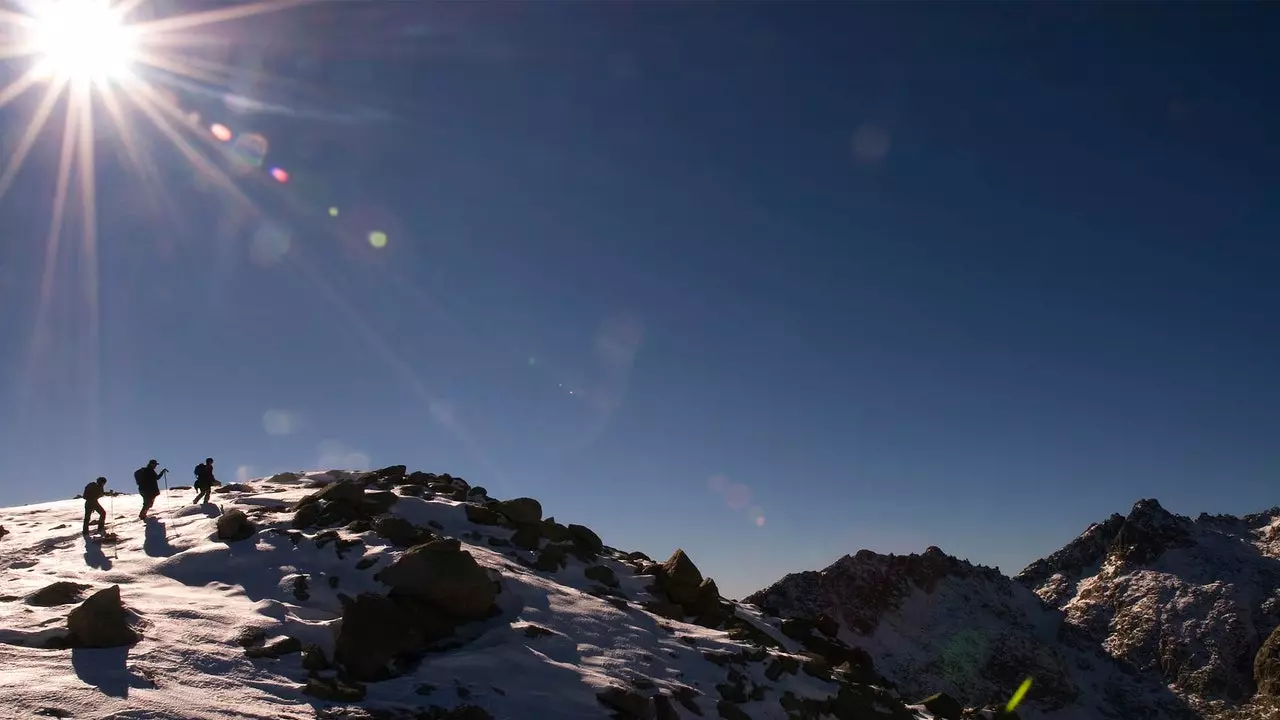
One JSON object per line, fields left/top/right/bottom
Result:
{"left": 82, "top": 477, "right": 107, "bottom": 535}
{"left": 134, "top": 459, "right": 167, "bottom": 520}
{"left": 192, "top": 458, "right": 219, "bottom": 505}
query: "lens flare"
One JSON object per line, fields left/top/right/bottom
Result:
{"left": 269, "top": 167, "right": 289, "bottom": 183}
{"left": 30, "top": 0, "right": 137, "bottom": 86}
{"left": 210, "top": 123, "right": 233, "bottom": 142}
{"left": 368, "top": 230, "right": 388, "bottom": 248}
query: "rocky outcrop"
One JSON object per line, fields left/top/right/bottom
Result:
{"left": 1255, "top": 624, "right": 1280, "bottom": 697}
{"left": 67, "top": 586, "right": 138, "bottom": 648}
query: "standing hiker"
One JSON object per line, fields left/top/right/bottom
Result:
{"left": 192, "top": 457, "right": 219, "bottom": 505}
{"left": 82, "top": 477, "right": 107, "bottom": 536}
{"left": 134, "top": 459, "right": 167, "bottom": 520}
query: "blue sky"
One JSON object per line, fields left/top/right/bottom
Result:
{"left": 0, "top": 2, "right": 1278, "bottom": 598}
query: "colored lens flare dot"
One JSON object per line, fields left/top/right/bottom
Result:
{"left": 368, "top": 230, "right": 388, "bottom": 248}
{"left": 270, "top": 167, "right": 289, "bottom": 183}
{"left": 328, "top": 206, "right": 339, "bottom": 217}
{"left": 210, "top": 123, "right": 232, "bottom": 142}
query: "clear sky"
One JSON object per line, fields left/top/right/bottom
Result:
{"left": 0, "top": 2, "right": 1277, "bottom": 599}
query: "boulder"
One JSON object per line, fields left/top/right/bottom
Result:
{"left": 406, "top": 471, "right": 435, "bottom": 485}
{"left": 292, "top": 503, "right": 320, "bottom": 529}
{"left": 686, "top": 577, "right": 721, "bottom": 617}
{"left": 659, "top": 549, "right": 704, "bottom": 606}
{"left": 597, "top": 687, "right": 654, "bottom": 719}
{"left": 216, "top": 509, "right": 256, "bottom": 542}
{"left": 815, "top": 612, "right": 840, "bottom": 638}
{"left": 67, "top": 586, "right": 138, "bottom": 648}
{"left": 303, "top": 676, "right": 366, "bottom": 702}
{"left": 496, "top": 498, "right": 542, "bottom": 525}
{"left": 295, "top": 480, "right": 364, "bottom": 510}
{"left": 585, "top": 565, "right": 620, "bottom": 588}
{"left": 27, "top": 582, "right": 92, "bottom": 607}
{"left": 465, "top": 505, "right": 502, "bottom": 526}
{"left": 542, "top": 518, "right": 572, "bottom": 543}
{"left": 377, "top": 539, "right": 497, "bottom": 620}
{"left": 536, "top": 543, "right": 568, "bottom": 572}
{"left": 0, "top": 525, "right": 8, "bottom": 539}
{"left": 334, "top": 593, "right": 459, "bottom": 681}
{"left": 374, "top": 516, "right": 429, "bottom": 547}
{"left": 363, "top": 465, "right": 407, "bottom": 483}
{"left": 918, "top": 692, "right": 964, "bottom": 720}
{"left": 214, "top": 483, "right": 253, "bottom": 494}
{"left": 511, "top": 525, "right": 542, "bottom": 551}
{"left": 653, "top": 694, "right": 681, "bottom": 720}
{"left": 716, "top": 700, "right": 751, "bottom": 720}
{"left": 467, "top": 486, "right": 488, "bottom": 498}
{"left": 362, "top": 491, "right": 399, "bottom": 515}
{"left": 567, "top": 524, "right": 603, "bottom": 555}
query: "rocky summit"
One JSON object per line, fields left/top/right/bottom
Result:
{"left": 747, "top": 498, "right": 1280, "bottom": 720}
{"left": 1, "top": 466, "right": 959, "bottom": 720}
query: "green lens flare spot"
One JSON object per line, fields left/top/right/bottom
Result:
{"left": 328, "top": 206, "right": 339, "bottom": 217}
{"left": 1006, "top": 677, "right": 1033, "bottom": 713}
{"left": 368, "top": 230, "right": 388, "bottom": 249}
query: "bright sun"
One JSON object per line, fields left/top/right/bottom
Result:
{"left": 29, "top": 0, "right": 137, "bottom": 85}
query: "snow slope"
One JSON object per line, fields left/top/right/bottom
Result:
{"left": 0, "top": 469, "right": 943, "bottom": 720}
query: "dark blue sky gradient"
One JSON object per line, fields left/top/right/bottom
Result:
{"left": 0, "top": 2, "right": 1277, "bottom": 596}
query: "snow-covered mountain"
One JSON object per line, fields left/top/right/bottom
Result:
{"left": 746, "top": 499, "right": 1280, "bottom": 720}
{"left": 744, "top": 546, "right": 1198, "bottom": 720}
{"left": 1016, "top": 499, "right": 1280, "bottom": 719}
{"left": 1, "top": 466, "right": 981, "bottom": 720}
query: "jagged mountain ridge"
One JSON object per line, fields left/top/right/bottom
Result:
{"left": 745, "top": 545, "right": 1197, "bottom": 720}
{"left": 1014, "top": 498, "right": 1280, "bottom": 717}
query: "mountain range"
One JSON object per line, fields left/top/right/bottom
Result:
{"left": 1, "top": 466, "right": 1278, "bottom": 720}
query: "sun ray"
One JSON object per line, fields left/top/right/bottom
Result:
{"left": 0, "top": 75, "right": 68, "bottom": 202}
{"left": 74, "top": 80, "right": 102, "bottom": 468}
{"left": 131, "top": 0, "right": 310, "bottom": 35}
{"left": 0, "top": 66, "right": 43, "bottom": 110}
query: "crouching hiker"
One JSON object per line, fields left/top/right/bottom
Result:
{"left": 192, "top": 457, "right": 220, "bottom": 505}
{"left": 82, "top": 477, "right": 107, "bottom": 535}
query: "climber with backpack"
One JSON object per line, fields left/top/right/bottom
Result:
{"left": 192, "top": 457, "right": 220, "bottom": 505}
{"left": 134, "top": 458, "right": 168, "bottom": 520}
{"left": 82, "top": 477, "right": 108, "bottom": 536}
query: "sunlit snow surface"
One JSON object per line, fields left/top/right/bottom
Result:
{"left": 0, "top": 471, "right": 935, "bottom": 719}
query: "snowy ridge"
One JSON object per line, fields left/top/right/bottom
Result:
{"left": 0, "top": 467, "right": 946, "bottom": 720}
{"left": 745, "top": 547, "right": 1198, "bottom": 719}
{"left": 1015, "top": 499, "right": 1280, "bottom": 718}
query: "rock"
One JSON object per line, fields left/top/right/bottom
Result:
{"left": 654, "top": 694, "right": 681, "bottom": 720}
{"left": 406, "top": 471, "right": 434, "bottom": 485}
{"left": 919, "top": 692, "right": 964, "bottom": 719}
{"left": 216, "top": 509, "right": 256, "bottom": 542}
{"left": 303, "top": 676, "right": 365, "bottom": 702}
{"left": 1257, "top": 623, "right": 1280, "bottom": 696}
{"left": 214, "top": 483, "right": 253, "bottom": 494}
{"left": 585, "top": 565, "right": 620, "bottom": 587}
{"left": 400, "top": 485, "right": 426, "bottom": 497}
{"left": 334, "top": 592, "right": 459, "bottom": 681}
{"left": 362, "top": 491, "right": 399, "bottom": 515}
{"left": 363, "top": 465, "right": 407, "bottom": 483}
{"left": 644, "top": 600, "right": 686, "bottom": 620}
{"left": 686, "top": 577, "right": 721, "bottom": 616}
{"left": 67, "top": 586, "right": 138, "bottom": 648}
{"left": 522, "top": 623, "right": 557, "bottom": 639}
{"left": 496, "top": 498, "right": 542, "bottom": 525}
{"left": 355, "top": 556, "right": 379, "bottom": 570}
{"left": 296, "top": 479, "right": 366, "bottom": 510}
{"left": 301, "top": 644, "right": 328, "bottom": 670}
{"left": 26, "top": 581, "right": 92, "bottom": 607}
{"left": 0, "top": 525, "right": 8, "bottom": 539}
{"left": 245, "top": 635, "right": 302, "bottom": 658}
{"left": 511, "top": 525, "right": 542, "bottom": 551}
{"left": 467, "top": 486, "right": 488, "bottom": 498}
{"left": 597, "top": 687, "right": 654, "bottom": 719}
{"left": 536, "top": 543, "right": 568, "bottom": 572}
{"left": 374, "top": 516, "right": 428, "bottom": 547}
{"left": 377, "top": 538, "right": 497, "bottom": 620}
{"left": 292, "top": 504, "right": 320, "bottom": 529}
{"left": 815, "top": 612, "right": 840, "bottom": 638}
{"left": 715, "top": 700, "right": 752, "bottom": 720}
{"left": 674, "top": 686, "right": 704, "bottom": 716}
{"left": 346, "top": 519, "right": 372, "bottom": 533}
{"left": 567, "top": 523, "right": 603, "bottom": 555}
{"left": 660, "top": 549, "right": 704, "bottom": 605}
{"left": 542, "top": 518, "right": 572, "bottom": 543}
{"left": 465, "top": 505, "right": 502, "bottom": 526}
{"left": 234, "top": 626, "right": 267, "bottom": 648}
{"left": 487, "top": 536, "right": 511, "bottom": 548}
